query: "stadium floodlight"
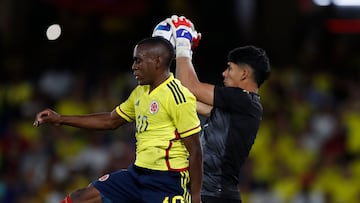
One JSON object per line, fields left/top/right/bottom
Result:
{"left": 333, "top": 0, "right": 360, "bottom": 6}
{"left": 313, "top": 0, "right": 331, "bottom": 6}
{"left": 313, "top": 0, "right": 360, "bottom": 6}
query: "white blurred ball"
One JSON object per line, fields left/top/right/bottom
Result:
{"left": 46, "top": 24, "right": 61, "bottom": 40}
{"left": 152, "top": 20, "right": 175, "bottom": 47}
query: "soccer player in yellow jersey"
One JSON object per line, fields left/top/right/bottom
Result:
{"left": 34, "top": 37, "right": 202, "bottom": 203}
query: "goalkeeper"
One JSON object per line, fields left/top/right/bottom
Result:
{"left": 34, "top": 36, "right": 202, "bottom": 203}
{"left": 154, "top": 16, "right": 271, "bottom": 203}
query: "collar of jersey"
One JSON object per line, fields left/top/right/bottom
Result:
{"left": 147, "top": 72, "right": 174, "bottom": 95}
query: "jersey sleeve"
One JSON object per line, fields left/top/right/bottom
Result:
{"left": 115, "top": 87, "right": 137, "bottom": 122}
{"left": 170, "top": 87, "right": 201, "bottom": 138}
{"left": 214, "top": 86, "right": 253, "bottom": 112}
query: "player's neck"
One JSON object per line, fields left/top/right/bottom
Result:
{"left": 149, "top": 72, "right": 170, "bottom": 92}
{"left": 239, "top": 81, "right": 258, "bottom": 93}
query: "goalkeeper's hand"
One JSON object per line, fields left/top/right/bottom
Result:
{"left": 166, "top": 15, "right": 201, "bottom": 58}
{"left": 192, "top": 30, "right": 201, "bottom": 50}
{"left": 152, "top": 19, "right": 176, "bottom": 48}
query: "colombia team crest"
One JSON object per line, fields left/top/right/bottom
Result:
{"left": 149, "top": 100, "right": 159, "bottom": 114}
{"left": 98, "top": 174, "right": 109, "bottom": 181}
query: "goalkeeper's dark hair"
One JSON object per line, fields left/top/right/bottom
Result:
{"left": 227, "top": 45, "right": 271, "bottom": 87}
{"left": 137, "top": 36, "right": 175, "bottom": 68}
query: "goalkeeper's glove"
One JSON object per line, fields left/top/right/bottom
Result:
{"left": 151, "top": 19, "right": 176, "bottom": 48}
{"left": 166, "top": 15, "right": 201, "bottom": 59}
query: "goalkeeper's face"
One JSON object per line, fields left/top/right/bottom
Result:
{"left": 222, "top": 62, "right": 245, "bottom": 88}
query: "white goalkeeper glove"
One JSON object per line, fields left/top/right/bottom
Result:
{"left": 152, "top": 19, "right": 176, "bottom": 48}
{"left": 166, "top": 15, "right": 201, "bottom": 59}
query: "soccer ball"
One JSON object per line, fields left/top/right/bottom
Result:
{"left": 152, "top": 20, "right": 175, "bottom": 48}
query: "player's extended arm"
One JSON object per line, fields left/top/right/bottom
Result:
{"left": 176, "top": 57, "right": 215, "bottom": 106}
{"left": 33, "top": 108, "right": 127, "bottom": 130}
{"left": 196, "top": 101, "right": 212, "bottom": 117}
{"left": 167, "top": 15, "right": 215, "bottom": 106}
{"left": 182, "top": 133, "right": 202, "bottom": 203}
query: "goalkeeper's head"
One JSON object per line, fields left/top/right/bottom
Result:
{"left": 227, "top": 45, "right": 271, "bottom": 88}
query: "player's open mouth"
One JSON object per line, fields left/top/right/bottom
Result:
{"left": 134, "top": 73, "right": 140, "bottom": 80}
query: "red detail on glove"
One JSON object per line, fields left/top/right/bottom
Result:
{"left": 171, "top": 17, "right": 192, "bottom": 29}
{"left": 60, "top": 195, "right": 72, "bottom": 203}
{"left": 192, "top": 33, "right": 201, "bottom": 49}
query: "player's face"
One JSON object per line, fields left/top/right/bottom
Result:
{"left": 132, "top": 45, "right": 157, "bottom": 85}
{"left": 222, "top": 62, "right": 244, "bottom": 87}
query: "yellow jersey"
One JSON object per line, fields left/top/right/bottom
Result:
{"left": 116, "top": 73, "right": 201, "bottom": 171}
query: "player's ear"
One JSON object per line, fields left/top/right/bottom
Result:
{"left": 237, "top": 65, "right": 247, "bottom": 81}
{"left": 246, "top": 64, "right": 255, "bottom": 79}
{"left": 153, "top": 55, "right": 163, "bottom": 69}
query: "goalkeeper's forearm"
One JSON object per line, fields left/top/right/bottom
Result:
{"left": 176, "top": 57, "right": 201, "bottom": 93}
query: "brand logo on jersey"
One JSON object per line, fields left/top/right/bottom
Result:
{"left": 149, "top": 100, "right": 159, "bottom": 114}
{"left": 98, "top": 174, "right": 109, "bottom": 181}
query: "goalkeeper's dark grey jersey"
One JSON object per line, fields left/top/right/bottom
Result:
{"left": 201, "top": 86, "right": 263, "bottom": 200}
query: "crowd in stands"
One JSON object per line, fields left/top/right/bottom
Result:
{"left": 1, "top": 48, "right": 359, "bottom": 202}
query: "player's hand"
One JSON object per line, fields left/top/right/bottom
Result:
{"left": 151, "top": 19, "right": 175, "bottom": 48}
{"left": 166, "top": 15, "right": 201, "bottom": 58}
{"left": 168, "top": 15, "right": 194, "bottom": 40}
{"left": 33, "top": 108, "right": 61, "bottom": 127}
{"left": 191, "top": 31, "right": 201, "bottom": 50}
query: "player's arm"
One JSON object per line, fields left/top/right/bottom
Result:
{"left": 164, "top": 15, "right": 215, "bottom": 106}
{"left": 182, "top": 132, "right": 202, "bottom": 203}
{"left": 196, "top": 101, "right": 212, "bottom": 117}
{"left": 176, "top": 57, "right": 215, "bottom": 106}
{"left": 33, "top": 108, "right": 128, "bottom": 130}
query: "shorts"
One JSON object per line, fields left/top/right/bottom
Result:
{"left": 92, "top": 164, "right": 191, "bottom": 203}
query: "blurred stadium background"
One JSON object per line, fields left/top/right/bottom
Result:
{"left": 0, "top": 0, "right": 360, "bottom": 202}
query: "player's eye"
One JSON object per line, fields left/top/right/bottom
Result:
{"left": 133, "top": 57, "right": 140, "bottom": 63}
